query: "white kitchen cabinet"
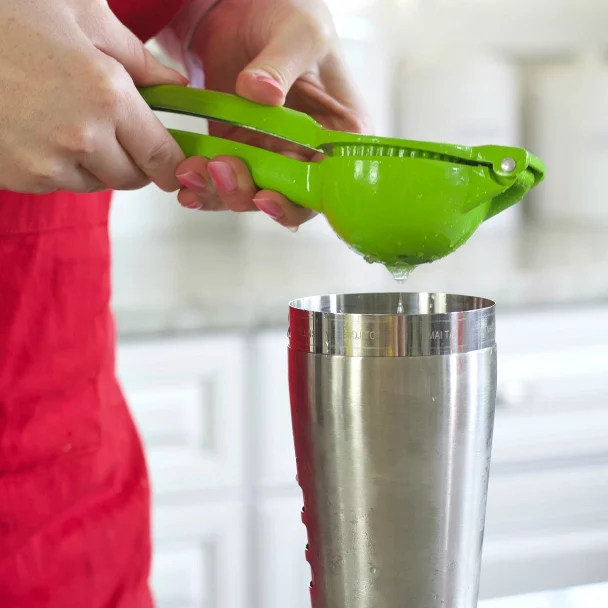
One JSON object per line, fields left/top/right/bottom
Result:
{"left": 495, "top": 308, "right": 608, "bottom": 405}
{"left": 482, "top": 308, "right": 608, "bottom": 598}
{"left": 251, "top": 333, "right": 298, "bottom": 488}
{"left": 490, "top": 307, "right": 608, "bottom": 467}
{"left": 254, "top": 495, "right": 311, "bottom": 608}
{"left": 151, "top": 501, "right": 248, "bottom": 608}
{"left": 116, "top": 335, "right": 246, "bottom": 497}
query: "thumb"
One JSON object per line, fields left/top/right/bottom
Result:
{"left": 236, "top": 19, "right": 328, "bottom": 106}
{"left": 96, "top": 12, "right": 188, "bottom": 86}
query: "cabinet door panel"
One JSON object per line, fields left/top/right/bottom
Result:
{"left": 151, "top": 501, "right": 247, "bottom": 608}
{"left": 251, "top": 333, "right": 297, "bottom": 488}
{"left": 255, "top": 495, "right": 310, "bottom": 608}
{"left": 117, "top": 336, "right": 246, "bottom": 496}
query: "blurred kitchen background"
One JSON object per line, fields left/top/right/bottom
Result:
{"left": 110, "top": 0, "right": 608, "bottom": 606}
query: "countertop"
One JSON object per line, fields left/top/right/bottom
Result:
{"left": 110, "top": 220, "right": 608, "bottom": 338}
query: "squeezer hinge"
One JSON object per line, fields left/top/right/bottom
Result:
{"left": 474, "top": 145, "right": 545, "bottom": 187}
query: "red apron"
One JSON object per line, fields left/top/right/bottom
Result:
{"left": 0, "top": 2, "right": 185, "bottom": 606}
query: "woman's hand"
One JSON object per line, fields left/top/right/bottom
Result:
{"left": 0, "top": 0, "right": 187, "bottom": 194}
{"left": 176, "top": 0, "right": 372, "bottom": 230}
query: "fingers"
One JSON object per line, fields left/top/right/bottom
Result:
{"left": 81, "top": 132, "right": 149, "bottom": 190}
{"left": 60, "top": 167, "right": 107, "bottom": 193}
{"left": 236, "top": 12, "right": 333, "bottom": 106}
{"left": 93, "top": 9, "right": 188, "bottom": 87}
{"left": 206, "top": 157, "right": 258, "bottom": 212}
{"left": 317, "top": 51, "right": 374, "bottom": 134}
{"left": 115, "top": 85, "right": 186, "bottom": 192}
{"left": 175, "top": 156, "right": 316, "bottom": 229}
{"left": 27, "top": 166, "right": 106, "bottom": 195}
{"left": 177, "top": 188, "right": 226, "bottom": 212}
{"left": 253, "top": 191, "right": 316, "bottom": 231}
{"left": 80, "top": 7, "right": 188, "bottom": 191}
{"left": 235, "top": 8, "right": 372, "bottom": 136}
{"left": 176, "top": 156, "right": 257, "bottom": 212}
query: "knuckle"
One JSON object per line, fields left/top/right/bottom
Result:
{"left": 315, "top": 21, "right": 335, "bottom": 48}
{"left": 57, "top": 124, "right": 99, "bottom": 157}
{"left": 96, "top": 63, "right": 132, "bottom": 113}
{"left": 22, "top": 156, "right": 63, "bottom": 187}
{"left": 301, "top": 9, "right": 334, "bottom": 47}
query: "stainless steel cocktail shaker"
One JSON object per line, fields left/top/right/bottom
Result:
{"left": 288, "top": 293, "right": 497, "bottom": 608}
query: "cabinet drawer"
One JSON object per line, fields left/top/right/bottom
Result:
{"left": 486, "top": 464, "right": 608, "bottom": 538}
{"left": 497, "top": 345, "right": 608, "bottom": 412}
{"left": 481, "top": 527, "right": 608, "bottom": 600}
{"left": 481, "top": 464, "right": 608, "bottom": 599}
{"left": 492, "top": 407, "right": 608, "bottom": 469}
{"left": 117, "top": 336, "right": 246, "bottom": 495}
{"left": 496, "top": 307, "right": 608, "bottom": 412}
{"left": 151, "top": 501, "right": 247, "bottom": 608}
{"left": 496, "top": 307, "right": 608, "bottom": 355}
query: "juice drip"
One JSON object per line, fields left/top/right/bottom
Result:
{"left": 388, "top": 263, "right": 413, "bottom": 314}
{"left": 386, "top": 260, "right": 416, "bottom": 284}
{"left": 397, "top": 294, "right": 404, "bottom": 314}
{"left": 391, "top": 269, "right": 411, "bottom": 283}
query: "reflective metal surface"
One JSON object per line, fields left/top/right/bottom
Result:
{"left": 289, "top": 293, "right": 495, "bottom": 356}
{"left": 288, "top": 293, "right": 497, "bottom": 608}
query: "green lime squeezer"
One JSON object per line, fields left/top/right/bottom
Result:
{"left": 140, "top": 85, "right": 545, "bottom": 272}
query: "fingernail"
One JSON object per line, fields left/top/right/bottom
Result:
{"left": 185, "top": 201, "right": 202, "bottom": 210}
{"left": 208, "top": 161, "right": 237, "bottom": 192}
{"left": 287, "top": 226, "right": 299, "bottom": 233}
{"left": 177, "top": 171, "right": 206, "bottom": 192}
{"left": 251, "top": 72, "right": 284, "bottom": 96}
{"left": 254, "top": 198, "right": 283, "bottom": 219}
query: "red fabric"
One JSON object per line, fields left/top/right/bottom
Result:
{"left": 112, "top": 0, "right": 186, "bottom": 42}
{"left": 0, "top": 1, "right": 187, "bottom": 606}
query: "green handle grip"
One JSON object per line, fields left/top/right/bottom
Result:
{"left": 171, "top": 130, "right": 322, "bottom": 212}
{"left": 141, "top": 85, "right": 325, "bottom": 152}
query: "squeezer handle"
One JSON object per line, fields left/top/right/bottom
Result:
{"left": 140, "top": 85, "right": 323, "bottom": 211}
{"left": 170, "top": 130, "right": 322, "bottom": 212}
{"left": 140, "top": 85, "right": 325, "bottom": 151}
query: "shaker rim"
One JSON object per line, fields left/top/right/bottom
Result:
{"left": 288, "top": 292, "right": 496, "bottom": 356}
{"left": 289, "top": 292, "right": 496, "bottom": 318}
